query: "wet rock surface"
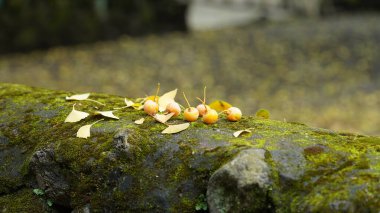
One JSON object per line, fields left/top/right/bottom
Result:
{"left": 0, "top": 84, "right": 379, "bottom": 212}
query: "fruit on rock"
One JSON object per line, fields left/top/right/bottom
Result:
{"left": 202, "top": 109, "right": 218, "bottom": 124}
{"left": 196, "top": 86, "right": 210, "bottom": 117}
{"left": 183, "top": 92, "right": 199, "bottom": 122}
{"left": 184, "top": 107, "right": 199, "bottom": 122}
{"left": 144, "top": 83, "right": 160, "bottom": 115}
{"left": 166, "top": 102, "right": 181, "bottom": 116}
{"left": 197, "top": 104, "right": 211, "bottom": 117}
{"left": 144, "top": 100, "right": 159, "bottom": 115}
{"left": 226, "top": 107, "right": 242, "bottom": 121}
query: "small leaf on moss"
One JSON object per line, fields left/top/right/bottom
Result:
{"left": 233, "top": 129, "right": 252, "bottom": 137}
{"left": 256, "top": 109, "right": 270, "bottom": 119}
{"left": 64, "top": 104, "right": 89, "bottom": 123}
{"left": 209, "top": 100, "right": 232, "bottom": 112}
{"left": 66, "top": 93, "right": 90, "bottom": 101}
{"left": 134, "top": 118, "right": 145, "bottom": 125}
{"left": 33, "top": 188, "right": 44, "bottom": 196}
{"left": 124, "top": 98, "right": 134, "bottom": 107}
{"left": 47, "top": 199, "right": 53, "bottom": 207}
{"left": 76, "top": 119, "right": 103, "bottom": 138}
{"left": 158, "top": 89, "right": 177, "bottom": 112}
{"left": 154, "top": 112, "right": 174, "bottom": 124}
{"left": 162, "top": 123, "right": 190, "bottom": 134}
{"left": 94, "top": 111, "right": 119, "bottom": 119}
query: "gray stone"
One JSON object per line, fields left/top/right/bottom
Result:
{"left": 29, "top": 148, "right": 70, "bottom": 207}
{"left": 207, "top": 149, "right": 274, "bottom": 213}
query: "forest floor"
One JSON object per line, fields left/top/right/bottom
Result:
{"left": 1, "top": 14, "right": 379, "bottom": 135}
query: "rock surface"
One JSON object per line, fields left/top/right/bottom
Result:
{"left": 0, "top": 83, "right": 379, "bottom": 212}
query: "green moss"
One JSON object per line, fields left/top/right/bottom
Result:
{"left": 0, "top": 83, "right": 379, "bottom": 211}
{"left": 0, "top": 189, "right": 46, "bottom": 212}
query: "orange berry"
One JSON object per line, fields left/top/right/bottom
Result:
{"left": 203, "top": 109, "right": 218, "bottom": 124}
{"left": 196, "top": 104, "right": 211, "bottom": 117}
{"left": 144, "top": 100, "right": 159, "bottom": 115}
{"left": 226, "top": 107, "right": 242, "bottom": 121}
{"left": 166, "top": 102, "right": 181, "bottom": 116}
{"left": 184, "top": 107, "right": 199, "bottom": 122}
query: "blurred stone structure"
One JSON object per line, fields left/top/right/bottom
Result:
{"left": 186, "top": 0, "right": 323, "bottom": 30}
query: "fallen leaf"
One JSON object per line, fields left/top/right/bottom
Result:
{"left": 209, "top": 100, "right": 232, "bottom": 112}
{"left": 158, "top": 89, "right": 177, "bottom": 112}
{"left": 132, "top": 103, "right": 143, "bottom": 110}
{"left": 153, "top": 113, "right": 174, "bottom": 123}
{"left": 64, "top": 104, "right": 89, "bottom": 122}
{"left": 162, "top": 123, "right": 190, "bottom": 134}
{"left": 66, "top": 93, "right": 90, "bottom": 101}
{"left": 76, "top": 119, "right": 103, "bottom": 138}
{"left": 125, "top": 98, "right": 134, "bottom": 107}
{"left": 134, "top": 118, "right": 145, "bottom": 125}
{"left": 94, "top": 111, "right": 119, "bottom": 119}
{"left": 233, "top": 129, "right": 252, "bottom": 137}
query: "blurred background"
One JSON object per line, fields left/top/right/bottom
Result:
{"left": 0, "top": 0, "right": 379, "bottom": 135}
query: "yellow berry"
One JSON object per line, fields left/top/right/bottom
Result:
{"left": 226, "top": 107, "right": 242, "bottom": 121}
{"left": 144, "top": 100, "right": 158, "bottom": 115}
{"left": 196, "top": 104, "right": 211, "bottom": 117}
{"left": 166, "top": 102, "right": 181, "bottom": 116}
{"left": 203, "top": 109, "right": 218, "bottom": 124}
{"left": 184, "top": 107, "right": 199, "bottom": 122}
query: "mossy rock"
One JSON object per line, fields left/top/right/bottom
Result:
{"left": 0, "top": 83, "right": 379, "bottom": 212}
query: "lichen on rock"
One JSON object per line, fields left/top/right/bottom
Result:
{"left": 0, "top": 83, "right": 379, "bottom": 212}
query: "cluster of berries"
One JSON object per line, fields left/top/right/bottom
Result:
{"left": 143, "top": 86, "right": 242, "bottom": 124}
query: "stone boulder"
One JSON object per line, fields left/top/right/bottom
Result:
{"left": 0, "top": 83, "right": 379, "bottom": 212}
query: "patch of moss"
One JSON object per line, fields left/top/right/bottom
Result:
{"left": 0, "top": 189, "right": 46, "bottom": 212}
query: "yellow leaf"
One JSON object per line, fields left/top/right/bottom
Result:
{"left": 134, "top": 118, "right": 145, "bottom": 125}
{"left": 76, "top": 124, "right": 92, "bottom": 138}
{"left": 94, "top": 111, "right": 119, "bottom": 119}
{"left": 233, "top": 129, "right": 252, "bottom": 137}
{"left": 64, "top": 104, "right": 89, "bottom": 122}
{"left": 209, "top": 100, "right": 232, "bottom": 112}
{"left": 76, "top": 119, "right": 103, "bottom": 139}
{"left": 256, "top": 109, "right": 270, "bottom": 119}
{"left": 146, "top": 96, "right": 158, "bottom": 102}
{"left": 162, "top": 123, "right": 190, "bottom": 134}
{"left": 124, "top": 98, "right": 134, "bottom": 107}
{"left": 158, "top": 89, "right": 177, "bottom": 112}
{"left": 153, "top": 113, "right": 174, "bottom": 124}
{"left": 66, "top": 93, "right": 90, "bottom": 101}
{"left": 132, "top": 103, "right": 143, "bottom": 110}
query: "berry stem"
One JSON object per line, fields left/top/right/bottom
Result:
{"left": 154, "top": 83, "right": 160, "bottom": 103}
{"left": 183, "top": 92, "right": 191, "bottom": 108}
{"left": 203, "top": 86, "right": 207, "bottom": 104}
{"left": 196, "top": 97, "right": 205, "bottom": 104}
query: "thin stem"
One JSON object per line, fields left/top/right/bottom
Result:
{"left": 91, "top": 118, "right": 104, "bottom": 126}
{"left": 203, "top": 86, "right": 207, "bottom": 104}
{"left": 154, "top": 83, "right": 160, "bottom": 103}
{"left": 183, "top": 92, "right": 191, "bottom": 108}
{"left": 85, "top": 99, "right": 106, "bottom": 106}
{"left": 196, "top": 97, "right": 204, "bottom": 104}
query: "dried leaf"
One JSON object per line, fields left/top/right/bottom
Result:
{"left": 233, "top": 129, "right": 252, "bottom": 137}
{"left": 158, "top": 89, "right": 177, "bottom": 112}
{"left": 66, "top": 93, "right": 90, "bottom": 101}
{"left": 64, "top": 104, "right": 89, "bottom": 122}
{"left": 94, "top": 111, "right": 119, "bottom": 119}
{"left": 132, "top": 103, "right": 143, "bottom": 110}
{"left": 76, "top": 119, "right": 103, "bottom": 138}
{"left": 125, "top": 98, "right": 134, "bottom": 107}
{"left": 134, "top": 118, "right": 145, "bottom": 125}
{"left": 209, "top": 100, "right": 232, "bottom": 112}
{"left": 153, "top": 113, "right": 174, "bottom": 123}
{"left": 162, "top": 123, "right": 190, "bottom": 134}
